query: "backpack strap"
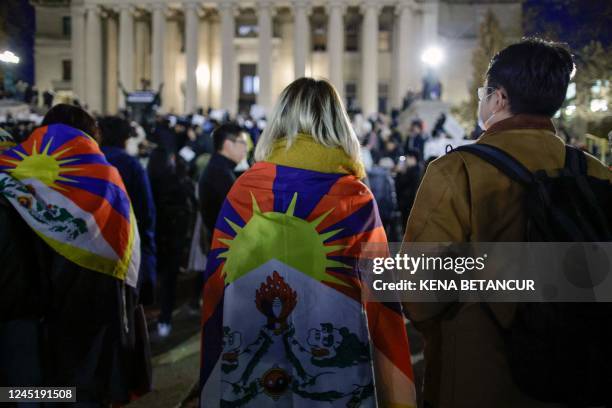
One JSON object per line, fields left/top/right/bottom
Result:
{"left": 453, "top": 144, "right": 534, "bottom": 185}
{"left": 564, "top": 145, "right": 587, "bottom": 175}
{"left": 564, "top": 145, "right": 611, "bottom": 239}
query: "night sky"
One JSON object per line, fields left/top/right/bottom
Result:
{"left": 4, "top": 0, "right": 35, "bottom": 84}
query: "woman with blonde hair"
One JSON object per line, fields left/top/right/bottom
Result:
{"left": 199, "top": 78, "right": 415, "bottom": 407}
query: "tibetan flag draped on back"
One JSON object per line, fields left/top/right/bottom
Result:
{"left": 200, "top": 161, "right": 416, "bottom": 407}
{"left": 0, "top": 124, "right": 140, "bottom": 287}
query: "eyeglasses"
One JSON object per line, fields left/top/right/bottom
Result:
{"left": 232, "top": 138, "right": 247, "bottom": 146}
{"left": 477, "top": 86, "right": 497, "bottom": 101}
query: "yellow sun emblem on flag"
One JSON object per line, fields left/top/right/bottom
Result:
{"left": 5, "top": 139, "right": 80, "bottom": 191}
{"left": 219, "top": 192, "right": 351, "bottom": 287}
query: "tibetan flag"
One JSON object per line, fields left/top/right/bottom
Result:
{"left": 0, "top": 124, "right": 140, "bottom": 287}
{"left": 200, "top": 162, "right": 416, "bottom": 407}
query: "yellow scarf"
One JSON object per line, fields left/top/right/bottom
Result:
{"left": 265, "top": 134, "right": 366, "bottom": 179}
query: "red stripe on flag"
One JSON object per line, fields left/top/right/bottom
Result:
{"left": 227, "top": 162, "right": 276, "bottom": 221}
{"left": 56, "top": 184, "right": 129, "bottom": 257}
{"left": 201, "top": 265, "right": 226, "bottom": 325}
{"left": 366, "top": 301, "right": 415, "bottom": 381}
{"left": 307, "top": 176, "right": 373, "bottom": 232}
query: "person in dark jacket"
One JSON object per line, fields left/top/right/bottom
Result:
{"left": 0, "top": 104, "right": 148, "bottom": 405}
{"left": 0, "top": 128, "right": 44, "bottom": 395}
{"left": 99, "top": 116, "right": 157, "bottom": 306}
{"left": 148, "top": 145, "right": 196, "bottom": 338}
{"left": 395, "top": 149, "right": 424, "bottom": 229}
{"left": 190, "top": 124, "right": 247, "bottom": 311}
{"left": 404, "top": 119, "right": 427, "bottom": 162}
{"left": 198, "top": 123, "right": 248, "bottom": 236}
{"left": 150, "top": 116, "right": 178, "bottom": 153}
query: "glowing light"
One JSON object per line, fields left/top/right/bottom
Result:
{"left": 590, "top": 99, "right": 608, "bottom": 112}
{"left": 0, "top": 50, "right": 19, "bottom": 64}
{"left": 566, "top": 82, "right": 576, "bottom": 99}
{"left": 196, "top": 64, "right": 210, "bottom": 88}
{"left": 420, "top": 47, "right": 444, "bottom": 68}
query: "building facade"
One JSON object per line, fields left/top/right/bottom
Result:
{"left": 32, "top": 0, "right": 522, "bottom": 116}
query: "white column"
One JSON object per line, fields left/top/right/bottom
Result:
{"left": 85, "top": 4, "right": 103, "bottom": 113}
{"left": 326, "top": 1, "right": 345, "bottom": 97}
{"left": 292, "top": 0, "right": 310, "bottom": 79}
{"left": 134, "top": 16, "right": 149, "bottom": 89}
{"left": 118, "top": 4, "right": 135, "bottom": 107}
{"left": 71, "top": 4, "right": 86, "bottom": 103}
{"left": 219, "top": 1, "right": 236, "bottom": 115}
{"left": 197, "top": 14, "right": 210, "bottom": 109}
{"left": 422, "top": 0, "right": 439, "bottom": 48}
{"left": 257, "top": 2, "right": 274, "bottom": 113}
{"left": 151, "top": 3, "right": 166, "bottom": 92}
{"left": 360, "top": 2, "right": 379, "bottom": 116}
{"left": 392, "top": 1, "right": 415, "bottom": 109}
{"left": 106, "top": 14, "right": 119, "bottom": 113}
{"left": 184, "top": 1, "right": 200, "bottom": 113}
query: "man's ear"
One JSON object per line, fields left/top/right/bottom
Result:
{"left": 221, "top": 138, "right": 232, "bottom": 152}
{"left": 497, "top": 87, "right": 509, "bottom": 111}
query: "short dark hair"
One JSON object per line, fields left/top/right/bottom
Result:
{"left": 410, "top": 119, "right": 423, "bottom": 131}
{"left": 42, "top": 104, "right": 98, "bottom": 137}
{"left": 212, "top": 123, "right": 244, "bottom": 152}
{"left": 486, "top": 38, "right": 575, "bottom": 117}
{"left": 98, "top": 116, "right": 132, "bottom": 148}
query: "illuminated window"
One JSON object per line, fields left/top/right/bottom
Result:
{"left": 242, "top": 76, "right": 260, "bottom": 95}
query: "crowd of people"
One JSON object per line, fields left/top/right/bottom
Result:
{"left": 0, "top": 37, "right": 611, "bottom": 408}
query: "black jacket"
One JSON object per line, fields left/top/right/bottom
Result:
{"left": 198, "top": 153, "right": 237, "bottom": 235}
{"left": 0, "top": 198, "right": 140, "bottom": 403}
{"left": 0, "top": 196, "right": 44, "bottom": 321}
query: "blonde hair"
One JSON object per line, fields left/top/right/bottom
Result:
{"left": 254, "top": 77, "right": 360, "bottom": 162}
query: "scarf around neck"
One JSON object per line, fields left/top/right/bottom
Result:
{"left": 265, "top": 133, "right": 366, "bottom": 179}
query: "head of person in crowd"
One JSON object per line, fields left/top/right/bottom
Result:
{"left": 404, "top": 148, "right": 420, "bottom": 168}
{"left": 213, "top": 122, "right": 248, "bottom": 165}
{"left": 98, "top": 116, "right": 132, "bottom": 149}
{"left": 478, "top": 37, "right": 575, "bottom": 130}
{"left": 41, "top": 103, "right": 99, "bottom": 139}
{"left": 410, "top": 119, "right": 424, "bottom": 137}
{"left": 254, "top": 77, "right": 360, "bottom": 165}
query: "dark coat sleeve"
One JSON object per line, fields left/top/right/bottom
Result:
{"left": 127, "top": 159, "right": 157, "bottom": 287}
{"left": 199, "top": 163, "right": 236, "bottom": 234}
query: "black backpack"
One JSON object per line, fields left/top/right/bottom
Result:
{"left": 454, "top": 143, "right": 612, "bottom": 407}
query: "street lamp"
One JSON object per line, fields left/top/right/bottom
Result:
{"left": 0, "top": 50, "right": 20, "bottom": 64}
{"left": 420, "top": 46, "right": 444, "bottom": 68}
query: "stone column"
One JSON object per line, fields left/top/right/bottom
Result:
{"left": 360, "top": 1, "right": 379, "bottom": 116}
{"left": 70, "top": 3, "right": 86, "bottom": 103}
{"left": 422, "top": 0, "right": 439, "bottom": 47}
{"left": 184, "top": 1, "right": 200, "bottom": 113}
{"left": 118, "top": 4, "right": 135, "bottom": 107}
{"left": 134, "top": 14, "right": 150, "bottom": 89}
{"left": 151, "top": 3, "right": 166, "bottom": 92}
{"left": 198, "top": 13, "right": 211, "bottom": 109}
{"left": 392, "top": 1, "right": 415, "bottom": 109}
{"left": 292, "top": 0, "right": 310, "bottom": 79}
{"left": 85, "top": 4, "right": 103, "bottom": 113}
{"left": 326, "top": 0, "right": 345, "bottom": 97}
{"left": 106, "top": 13, "right": 119, "bottom": 114}
{"left": 219, "top": 1, "right": 236, "bottom": 115}
{"left": 256, "top": 1, "right": 274, "bottom": 113}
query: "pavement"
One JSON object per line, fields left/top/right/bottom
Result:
{"left": 126, "top": 271, "right": 202, "bottom": 408}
